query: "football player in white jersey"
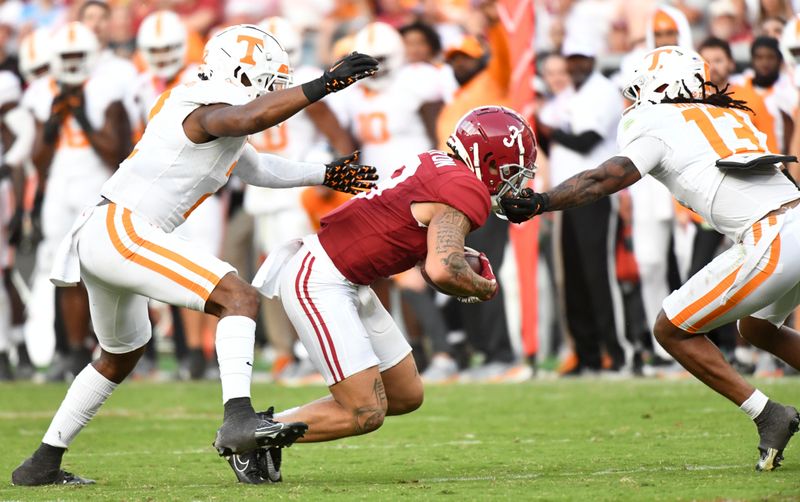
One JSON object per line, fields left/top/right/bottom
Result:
{"left": 0, "top": 72, "right": 35, "bottom": 380}
{"left": 246, "top": 16, "right": 354, "bottom": 385}
{"left": 11, "top": 24, "right": 379, "bottom": 486}
{"left": 501, "top": 47, "right": 800, "bottom": 472}
{"left": 134, "top": 9, "right": 217, "bottom": 379}
{"left": 332, "top": 22, "right": 446, "bottom": 180}
{"left": 28, "top": 22, "right": 132, "bottom": 380}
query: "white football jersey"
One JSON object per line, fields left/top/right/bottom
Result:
{"left": 28, "top": 75, "right": 125, "bottom": 181}
{"left": 332, "top": 63, "right": 446, "bottom": 179}
{"left": 101, "top": 79, "right": 251, "bottom": 232}
{"left": 618, "top": 103, "right": 800, "bottom": 241}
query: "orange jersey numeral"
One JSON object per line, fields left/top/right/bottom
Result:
{"left": 356, "top": 112, "right": 390, "bottom": 144}
{"left": 681, "top": 106, "right": 766, "bottom": 158}
{"left": 58, "top": 117, "right": 89, "bottom": 149}
{"left": 251, "top": 126, "right": 288, "bottom": 152}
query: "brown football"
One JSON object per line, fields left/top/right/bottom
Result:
{"left": 421, "top": 248, "right": 482, "bottom": 293}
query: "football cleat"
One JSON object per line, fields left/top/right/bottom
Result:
{"left": 214, "top": 407, "right": 307, "bottom": 457}
{"left": 227, "top": 447, "right": 282, "bottom": 484}
{"left": 11, "top": 457, "right": 95, "bottom": 486}
{"left": 224, "top": 407, "right": 287, "bottom": 484}
{"left": 754, "top": 400, "right": 800, "bottom": 471}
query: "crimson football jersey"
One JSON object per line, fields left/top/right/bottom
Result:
{"left": 318, "top": 150, "right": 491, "bottom": 285}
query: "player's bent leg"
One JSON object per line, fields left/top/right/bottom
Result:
{"left": 654, "top": 311, "right": 799, "bottom": 471}
{"left": 207, "top": 274, "right": 307, "bottom": 456}
{"left": 654, "top": 310, "right": 755, "bottom": 404}
{"left": 381, "top": 354, "right": 423, "bottom": 416}
{"left": 274, "top": 365, "right": 388, "bottom": 442}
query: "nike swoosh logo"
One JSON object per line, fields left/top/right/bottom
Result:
{"left": 329, "top": 60, "right": 344, "bottom": 72}
{"left": 246, "top": 362, "right": 252, "bottom": 367}
{"left": 232, "top": 455, "right": 250, "bottom": 473}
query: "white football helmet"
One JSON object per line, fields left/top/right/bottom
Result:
{"left": 353, "top": 22, "right": 404, "bottom": 90}
{"left": 258, "top": 16, "right": 301, "bottom": 68}
{"left": 199, "top": 24, "right": 292, "bottom": 101}
{"left": 19, "top": 27, "right": 52, "bottom": 83}
{"left": 50, "top": 22, "right": 99, "bottom": 86}
{"left": 623, "top": 46, "right": 709, "bottom": 110}
{"left": 137, "top": 10, "right": 187, "bottom": 80}
{"left": 780, "top": 15, "right": 800, "bottom": 84}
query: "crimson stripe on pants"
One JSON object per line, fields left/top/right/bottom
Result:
{"left": 303, "top": 256, "right": 344, "bottom": 381}
{"left": 294, "top": 252, "right": 341, "bottom": 382}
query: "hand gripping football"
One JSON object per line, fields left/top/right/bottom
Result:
{"left": 420, "top": 247, "right": 483, "bottom": 294}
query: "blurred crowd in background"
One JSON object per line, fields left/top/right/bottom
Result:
{"left": 1, "top": 0, "right": 800, "bottom": 386}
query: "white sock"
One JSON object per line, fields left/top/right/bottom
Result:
{"left": 740, "top": 389, "right": 769, "bottom": 420}
{"left": 274, "top": 406, "right": 300, "bottom": 421}
{"left": 216, "top": 316, "right": 256, "bottom": 404}
{"left": 42, "top": 364, "right": 118, "bottom": 448}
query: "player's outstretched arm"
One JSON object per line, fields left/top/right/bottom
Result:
{"left": 236, "top": 144, "right": 377, "bottom": 194}
{"left": 500, "top": 155, "right": 641, "bottom": 223}
{"left": 190, "top": 53, "right": 379, "bottom": 140}
{"left": 420, "top": 203, "right": 497, "bottom": 301}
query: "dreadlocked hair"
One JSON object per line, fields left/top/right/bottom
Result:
{"left": 659, "top": 78, "right": 753, "bottom": 113}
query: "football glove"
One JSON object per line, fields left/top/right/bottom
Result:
{"left": 302, "top": 52, "right": 379, "bottom": 102}
{"left": 324, "top": 151, "right": 378, "bottom": 194}
{"left": 499, "top": 188, "right": 550, "bottom": 224}
{"left": 67, "top": 89, "right": 93, "bottom": 133}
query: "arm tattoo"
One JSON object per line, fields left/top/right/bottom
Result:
{"left": 546, "top": 156, "right": 641, "bottom": 211}
{"left": 353, "top": 378, "right": 387, "bottom": 434}
{"left": 426, "top": 206, "right": 495, "bottom": 298}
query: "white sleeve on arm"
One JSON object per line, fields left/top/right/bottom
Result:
{"left": 236, "top": 143, "right": 326, "bottom": 188}
{"left": 3, "top": 107, "right": 35, "bottom": 168}
{"left": 618, "top": 135, "right": 668, "bottom": 176}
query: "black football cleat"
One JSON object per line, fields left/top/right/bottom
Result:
{"left": 224, "top": 407, "right": 288, "bottom": 484}
{"left": 214, "top": 406, "right": 307, "bottom": 456}
{"left": 11, "top": 456, "right": 95, "bottom": 486}
{"left": 227, "top": 447, "right": 282, "bottom": 484}
{"left": 754, "top": 400, "right": 800, "bottom": 471}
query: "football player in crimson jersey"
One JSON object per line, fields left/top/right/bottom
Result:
{"left": 235, "top": 105, "right": 536, "bottom": 483}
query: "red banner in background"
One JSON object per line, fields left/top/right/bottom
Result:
{"left": 498, "top": 0, "right": 539, "bottom": 360}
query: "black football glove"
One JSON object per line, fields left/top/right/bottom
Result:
{"left": 323, "top": 151, "right": 378, "bottom": 194}
{"left": 302, "top": 52, "right": 379, "bottom": 102}
{"left": 43, "top": 87, "right": 81, "bottom": 144}
{"left": 67, "top": 89, "right": 93, "bottom": 133}
{"left": 499, "top": 188, "right": 550, "bottom": 224}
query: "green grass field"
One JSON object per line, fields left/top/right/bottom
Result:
{"left": 1, "top": 378, "right": 799, "bottom": 501}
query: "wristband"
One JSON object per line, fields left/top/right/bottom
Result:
{"left": 301, "top": 78, "right": 326, "bottom": 103}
